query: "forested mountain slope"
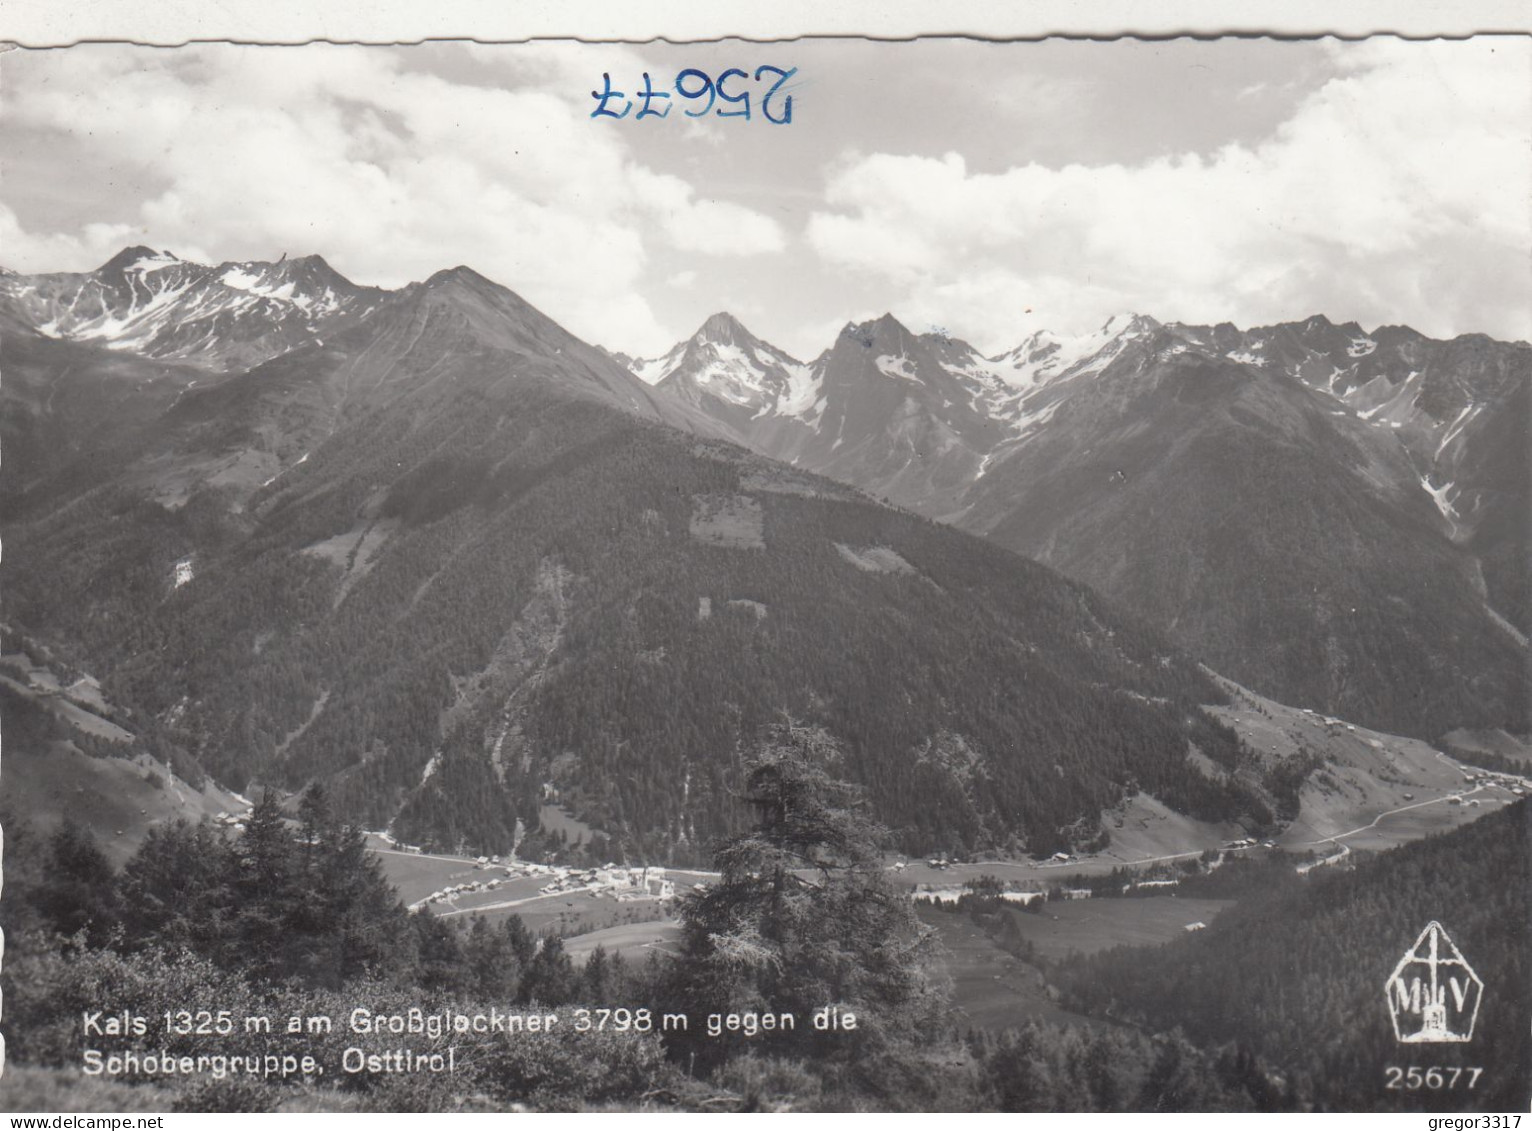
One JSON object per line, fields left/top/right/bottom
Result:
{"left": 4, "top": 252, "right": 1277, "bottom": 861}
{"left": 1059, "top": 799, "right": 1530, "bottom": 1112}
{"left": 631, "top": 313, "right": 1529, "bottom": 740}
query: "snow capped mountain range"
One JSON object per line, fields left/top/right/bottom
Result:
{"left": 0, "top": 246, "right": 383, "bottom": 372}
{"left": 1, "top": 244, "right": 1525, "bottom": 748}
{"left": 627, "top": 311, "right": 821, "bottom": 428}
{"left": 621, "top": 307, "right": 1519, "bottom": 528}
{"left": 624, "top": 310, "right": 1184, "bottom": 446}
{"left": 0, "top": 248, "right": 718, "bottom": 518}
{"left": 1153, "top": 314, "right": 1526, "bottom": 546}
{"left": 6, "top": 243, "right": 1511, "bottom": 566}
{"left": 1, "top": 246, "right": 1518, "bottom": 543}
{"left": 617, "top": 300, "right": 1528, "bottom": 741}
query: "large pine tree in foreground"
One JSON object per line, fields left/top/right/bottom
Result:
{"left": 666, "top": 724, "right": 946, "bottom": 1069}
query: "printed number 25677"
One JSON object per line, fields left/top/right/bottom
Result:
{"left": 1384, "top": 1066, "right": 1483, "bottom": 1090}
{"left": 591, "top": 67, "right": 797, "bottom": 124}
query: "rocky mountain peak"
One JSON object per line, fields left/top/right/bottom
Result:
{"left": 96, "top": 245, "right": 176, "bottom": 274}
{"left": 696, "top": 311, "right": 750, "bottom": 344}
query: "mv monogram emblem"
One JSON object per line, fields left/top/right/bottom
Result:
{"left": 1386, "top": 921, "right": 1483, "bottom": 1043}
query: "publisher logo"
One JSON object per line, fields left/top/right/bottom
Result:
{"left": 1386, "top": 921, "right": 1482, "bottom": 1043}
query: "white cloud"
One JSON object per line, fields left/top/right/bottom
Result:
{"left": 0, "top": 205, "right": 145, "bottom": 272}
{"left": 805, "top": 39, "right": 1532, "bottom": 349}
{"left": 1, "top": 44, "right": 786, "bottom": 356}
{"left": 628, "top": 168, "right": 786, "bottom": 255}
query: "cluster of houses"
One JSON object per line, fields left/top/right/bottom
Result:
{"left": 1459, "top": 768, "right": 1528, "bottom": 794}
{"left": 1223, "top": 837, "right": 1275, "bottom": 850}
{"left": 212, "top": 809, "right": 249, "bottom": 832}
{"left": 539, "top": 864, "right": 677, "bottom": 901}
{"left": 412, "top": 860, "right": 677, "bottom": 910}
{"left": 418, "top": 879, "right": 498, "bottom": 906}
{"left": 916, "top": 887, "right": 1047, "bottom": 907}
{"left": 1444, "top": 767, "right": 1529, "bottom": 808}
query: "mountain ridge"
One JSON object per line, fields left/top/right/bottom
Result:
{"left": 623, "top": 306, "right": 1529, "bottom": 739}
{"left": 2, "top": 249, "right": 1296, "bottom": 859}
{"left": 2, "top": 248, "right": 1525, "bottom": 856}
{"left": 0, "top": 247, "right": 386, "bottom": 374}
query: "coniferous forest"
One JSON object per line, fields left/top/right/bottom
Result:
{"left": 3, "top": 381, "right": 1280, "bottom": 863}
{"left": 3, "top": 727, "right": 1525, "bottom": 1112}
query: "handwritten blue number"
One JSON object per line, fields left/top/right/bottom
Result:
{"left": 637, "top": 72, "right": 671, "bottom": 119}
{"left": 590, "top": 73, "right": 632, "bottom": 119}
{"left": 715, "top": 68, "right": 750, "bottom": 119}
{"left": 755, "top": 65, "right": 796, "bottom": 125}
{"left": 675, "top": 69, "right": 716, "bottom": 118}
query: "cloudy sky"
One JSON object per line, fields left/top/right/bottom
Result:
{"left": 2, "top": 37, "right": 1527, "bottom": 357}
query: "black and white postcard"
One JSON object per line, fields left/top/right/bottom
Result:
{"left": 1, "top": 8, "right": 1527, "bottom": 1116}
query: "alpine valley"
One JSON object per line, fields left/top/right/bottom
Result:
{"left": 2, "top": 248, "right": 1526, "bottom": 864}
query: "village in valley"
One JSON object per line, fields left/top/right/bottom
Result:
{"left": 23, "top": 649, "right": 1532, "bottom": 1051}
{"left": 392, "top": 843, "right": 682, "bottom": 912}
{"left": 191, "top": 735, "right": 1532, "bottom": 946}
{"left": 174, "top": 693, "right": 1532, "bottom": 978}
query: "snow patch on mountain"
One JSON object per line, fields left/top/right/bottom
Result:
{"left": 1420, "top": 475, "right": 1460, "bottom": 530}
{"left": 995, "top": 329, "right": 1100, "bottom": 387}
{"left": 689, "top": 341, "right": 770, "bottom": 403}
{"left": 1010, "top": 396, "right": 1063, "bottom": 435}
{"left": 874, "top": 354, "right": 920, "bottom": 382}
{"left": 1434, "top": 404, "right": 1480, "bottom": 460}
{"left": 220, "top": 267, "right": 342, "bottom": 314}
{"left": 631, "top": 348, "right": 681, "bottom": 385}
{"left": 626, "top": 314, "right": 820, "bottom": 424}
{"left": 1347, "top": 369, "right": 1423, "bottom": 427}
{"left": 775, "top": 364, "right": 823, "bottom": 419}
{"left": 126, "top": 251, "right": 183, "bottom": 274}
{"left": 994, "top": 314, "right": 1154, "bottom": 390}
{"left": 220, "top": 267, "right": 271, "bottom": 292}
{"left": 67, "top": 278, "right": 195, "bottom": 347}
{"left": 938, "top": 357, "right": 995, "bottom": 381}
